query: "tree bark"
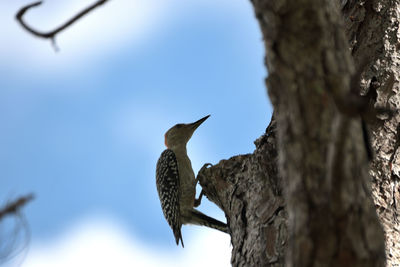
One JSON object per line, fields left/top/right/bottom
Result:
{"left": 199, "top": 118, "right": 287, "bottom": 266}
{"left": 198, "top": 0, "right": 398, "bottom": 266}
{"left": 342, "top": 1, "right": 400, "bottom": 266}
{"left": 255, "top": 0, "right": 385, "bottom": 265}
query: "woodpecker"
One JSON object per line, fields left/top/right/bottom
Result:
{"left": 156, "top": 115, "right": 228, "bottom": 247}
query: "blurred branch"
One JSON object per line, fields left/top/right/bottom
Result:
{"left": 15, "top": 0, "right": 109, "bottom": 50}
{"left": 0, "top": 194, "right": 34, "bottom": 221}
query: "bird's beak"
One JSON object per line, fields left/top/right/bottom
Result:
{"left": 189, "top": 115, "right": 210, "bottom": 131}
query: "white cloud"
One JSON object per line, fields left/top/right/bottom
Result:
{"left": 4, "top": 217, "right": 231, "bottom": 267}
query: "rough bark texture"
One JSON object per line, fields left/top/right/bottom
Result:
{"left": 342, "top": 1, "right": 400, "bottom": 266}
{"left": 198, "top": 0, "right": 399, "bottom": 266}
{"left": 198, "top": 119, "right": 287, "bottom": 266}
{"left": 252, "top": 0, "right": 385, "bottom": 265}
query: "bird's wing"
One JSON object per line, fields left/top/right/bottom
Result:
{"left": 156, "top": 149, "right": 184, "bottom": 247}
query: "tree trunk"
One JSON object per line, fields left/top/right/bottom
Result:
{"left": 342, "top": 1, "right": 400, "bottom": 266}
{"left": 198, "top": 0, "right": 400, "bottom": 266}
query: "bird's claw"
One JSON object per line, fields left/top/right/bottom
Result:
{"left": 194, "top": 190, "right": 204, "bottom": 207}
{"left": 200, "top": 163, "right": 213, "bottom": 171}
{"left": 197, "top": 163, "right": 213, "bottom": 182}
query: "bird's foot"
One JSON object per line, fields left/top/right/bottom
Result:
{"left": 194, "top": 190, "right": 204, "bottom": 207}
{"left": 199, "top": 163, "right": 213, "bottom": 174}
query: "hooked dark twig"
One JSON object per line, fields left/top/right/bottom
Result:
{"left": 15, "top": 0, "right": 110, "bottom": 50}
{"left": 0, "top": 194, "right": 34, "bottom": 221}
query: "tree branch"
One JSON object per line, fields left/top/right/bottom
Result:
{"left": 15, "top": 0, "right": 109, "bottom": 50}
{"left": 198, "top": 118, "right": 287, "bottom": 266}
{"left": 0, "top": 194, "right": 34, "bottom": 221}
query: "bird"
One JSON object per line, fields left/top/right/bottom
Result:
{"left": 156, "top": 115, "right": 228, "bottom": 247}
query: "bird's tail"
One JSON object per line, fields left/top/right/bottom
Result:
{"left": 173, "top": 225, "right": 184, "bottom": 247}
{"left": 188, "top": 209, "right": 228, "bottom": 233}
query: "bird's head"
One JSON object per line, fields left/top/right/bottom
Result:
{"left": 164, "top": 115, "right": 210, "bottom": 149}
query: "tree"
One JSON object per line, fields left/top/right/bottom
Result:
{"left": 15, "top": 0, "right": 400, "bottom": 266}
{"left": 200, "top": 0, "right": 398, "bottom": 266}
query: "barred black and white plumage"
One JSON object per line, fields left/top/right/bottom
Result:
{"left": 156, "top": 149, "right": 184, "bottom": 247}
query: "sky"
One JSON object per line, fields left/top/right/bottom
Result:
{"left": 0, "top": 0, "right": 271, "bottom": 266}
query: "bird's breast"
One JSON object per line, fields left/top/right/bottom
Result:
{"left": 175, "top": 154, "right": 196, "bottom": 209}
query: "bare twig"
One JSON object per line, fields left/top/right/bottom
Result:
{"left": 0, "top": 196, "right": 33, "bottom": 264}
{"left": 16, "top": 0, "right": 109, "bottom": 50}
{"left": 0, "top": 194, "right": 34, "bottom": 221}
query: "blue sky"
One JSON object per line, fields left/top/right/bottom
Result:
{"left": 1, "top": 0, "right": 271, "bottom": 266}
